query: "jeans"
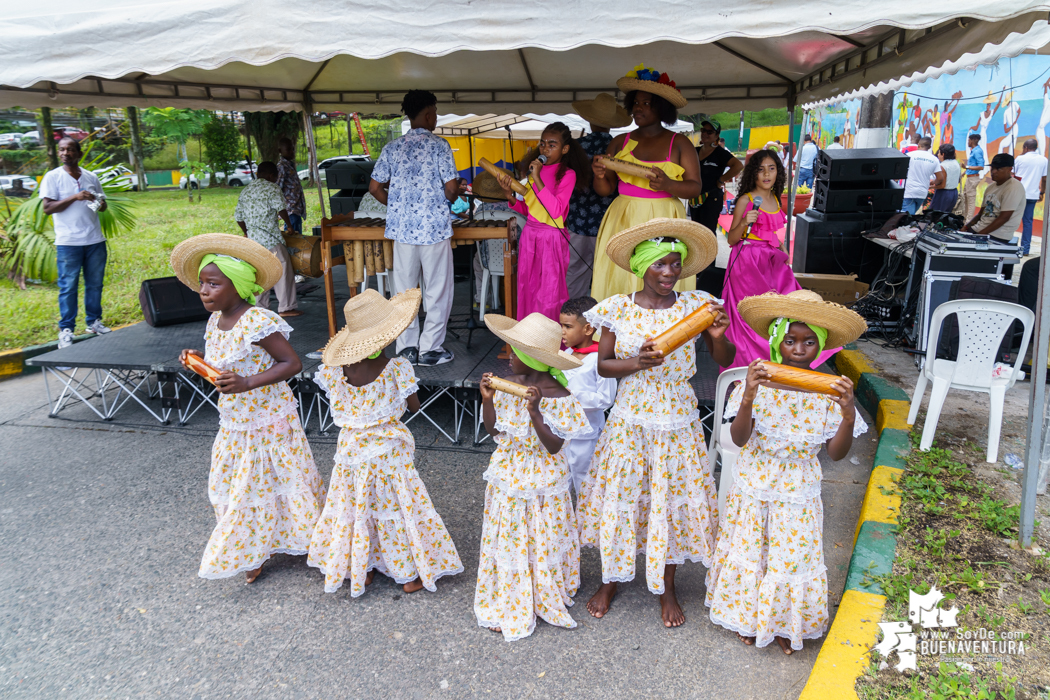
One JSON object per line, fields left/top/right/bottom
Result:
{"left": 57, "top": 241, "right": 107, "bottom": 331}
{"left": 288, "top": 213, "right": 303, "bottom": 235}
{"left": 902, "top": 198, "right": 924, "bottom": 215}
{"left": 797, "top": 168, "right": 814, "bottom": 188}
{"left": 1021, "top": 199, "right": 1037, "bottom": 255}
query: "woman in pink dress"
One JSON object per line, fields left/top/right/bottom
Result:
{"left": 496, "top": 122, "right": 591, "bottom": 321}
{"left": 722, "top": 150, "right": 837, "bottom": 369}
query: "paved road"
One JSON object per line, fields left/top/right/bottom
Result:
{"left": 0, "top": 371, "right": 875, "bottom": 699}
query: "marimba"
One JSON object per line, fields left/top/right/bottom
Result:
{"left": 319, "top": 213, "right": 518, "bottom": 337}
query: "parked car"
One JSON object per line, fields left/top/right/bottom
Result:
{"left": 179, "top": 160, "right": 255, "bottom": 189}
{"left": 298, "top": 155, "right": 372, "bottom": 184}
{"left": 0, "top": 133, "right": 22, "bottom": 149}
{"left": 52, "top": 126, "right": 90, "bottom": 141}
{"left": 0, "top": 175, "right": 37, "bottom": 195}
{"left": 19, "top": 131, "right": 40, "bottom": 147}
{"left": 97, "top": 164, "right": 148, "bottom": 191}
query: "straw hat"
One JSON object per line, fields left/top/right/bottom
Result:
{"left": 320, "top": 288, "right": 422, "bottom": 366}
{"left": 572, "top": 93, "right": 632, "bottom": 129}
{"left": 170, "top": 233, "right": 283, "bottom": 293}
{"left": 484, "top": 313, "right": 582, "bottom": 371}
{"left": 737, "top": 290, "right": 868, "bottom": 349}
{"left": 983, "top": 91, "right": 997, "bottom": 105}
{"left": 471, "top": 170, "right": 508, "bottom": 202}
{"left": 616, "top": 65, "right": 687, "bottom": 110}
{"left": 605, "top": 218, "right": 717, "bottom": 278}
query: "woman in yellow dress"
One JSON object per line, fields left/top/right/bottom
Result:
{"left": 590, "top": 65, "right": 703, "bottom": 301}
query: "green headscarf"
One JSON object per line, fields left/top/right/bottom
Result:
{"left": 199, "top": 254, "right": 265, "bottom": 304}
{"left": 368, "top": 349, "right": 383, "bottom": 359}
{"left": 512, "top": 346, "right": 568, "bottom": 388}
{"left": 768, "top": 318, "right": 828, "bottom": 364}
{"left": 629, "top": 238, "right": 690, "bottom": 279}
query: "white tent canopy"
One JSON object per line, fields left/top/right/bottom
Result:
{"left": 2, "top": 1, "right": 1048, "bottom": 114}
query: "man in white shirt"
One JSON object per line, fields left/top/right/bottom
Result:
{"left": 901, "top": 137, "right": 940, "bottom": 215}
{"left": 826, "top": 136, "right": 844, "bottom": 150}
{"left": 1013, "top": 138, "right": 1047, "bottom": 256}
{"left": 795, "top": 134, "right": 819, "bottom": 188}
{"left": 40, "top": 138, "right": 110, "bottom": 349}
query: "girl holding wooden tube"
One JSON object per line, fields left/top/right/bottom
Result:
{"left": 577, "top": 219, "right": 735, "bottom": 629}
{"left": 705, "top": 289, "right": 868, "bottom": 655}
{"left": 475, "top": 312, "right": 590, "bottom": 641}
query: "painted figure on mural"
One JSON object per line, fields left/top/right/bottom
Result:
{"left": 1002, "top": 90, "right": 1021, "bottom": 155}
{"left": 1039, "top": 78, "right": 1050, "bottom": 158}
{"left": 972, "top": 91, "right": 1003, "bottom": 169}
{"left": 942, "top": 92, "right": 962, "bottom": 148}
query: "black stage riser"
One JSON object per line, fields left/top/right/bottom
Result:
{"left": 792, "top": 211, "right": 890, "bottom": 283}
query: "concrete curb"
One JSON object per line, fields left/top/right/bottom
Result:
{"left": 0, "top": 324, "right": 135, "bottom": 380}
{"left": 799, "top": 346, "right": 908, "bottom": 700}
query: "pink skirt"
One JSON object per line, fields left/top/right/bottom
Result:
{"left": 722, "top": 240, "right": 837, "bottom": 370}
{"left": 517, "top": 221, "right": 569, "bottom": 322}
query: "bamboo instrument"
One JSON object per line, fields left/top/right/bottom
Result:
{"left": 184, "top": 353, "right": 222, "bottom": 385}
{"left": 759, "top": 362, "right": 841, "bottom": 396}
{"left": 352, "top": 241, "right": 365, "bottom": 283}
{"left": 488, "top": 376, "right": 531, "bottom": 399}
{"left": 651, "top": 304, "right": 718, "bottom": 357}
{"left": 383, "top": 241, "right": 394, "bottom": 271}
{"left": 363, "top": 241, "right": 375, "bottom": 276}
{"left": 596, "top": 155, "right": 657, "bottom": 180}
{"left": 479, "top": 157, "right": 528, "bottom": 195}
{"left": 373, "top": 239, "right": 384, "bottom": 272}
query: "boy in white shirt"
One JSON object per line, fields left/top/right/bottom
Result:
{"left": 559, "top": 297, "right": 617, "bottom": 494}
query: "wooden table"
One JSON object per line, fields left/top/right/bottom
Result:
{"left": 319, "top": 213, "right": 517, "bottom": 337}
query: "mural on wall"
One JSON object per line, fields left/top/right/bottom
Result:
{"left": 809, "top": 98, "right": 864, "bottom": 149}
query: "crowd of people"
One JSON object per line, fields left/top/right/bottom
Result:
{"left": 160, "top": 65, "right": 871, "bottom": 655}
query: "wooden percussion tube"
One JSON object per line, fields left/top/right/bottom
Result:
{"left": 373, "top": 240, "right": 383, "bottom": 275}
{"left": 759, "top": 362, "right": 841, "bottom": 396}
{"left": 363, "top": 241, "right": 375, "bottom": 276}
{"left": 488, "top": 376, "right": 531, "bottom": 399}
{"left": 352, "top": 241, "right": 365, "bottom": 283}
{"left": 479, "top": 157, "right": 527, "bottom": 195}
{"left": 650, "top": 304, "right": 718, "bottom": 357}
{"left": 596, "top": 155, "right": 656, "bottom": 180}
{"left": 185, "top": 354, "right": 222, "bottom": 384}
{"left": 383, "top": 241, "right": 394, "bottom": 271}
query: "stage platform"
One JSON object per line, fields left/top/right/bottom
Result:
{"left": 25, "top": 268, "right": 719, "bottom": 444}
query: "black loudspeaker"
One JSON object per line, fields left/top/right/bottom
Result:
{"left": 815, "top": 148, "right": 910, "bottom": 182}
{"left": 327, "top": 160, "right": 375, "bottom": 214}
{"left": 138, "top": 277, "right": 210, "bottom": 327}
{"left": 792, "top": 211, "right": 889, "bottom": 282}
{"left": 813, "top": 179, "right": 904, "bottom": 214}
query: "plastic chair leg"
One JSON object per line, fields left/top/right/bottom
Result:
{"left": 986, "top": 385, "right": 1006, "bottom": 464}
{"left": 491, "top": 273, "right": 501, "bottom": 311}
{"left": 907, "top": 372, "right": 928, "bottom": 425}
{"left": 377, "top": 272, "right": 386, "bottom": 297}
{"left": 919, "top": 377, "right": 951, "bottom": 452}
{"left": 479, "top": 270, "right": 490, "bottom": 322}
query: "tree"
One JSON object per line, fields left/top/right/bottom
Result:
{"left": 200, "top": 115, "right": 242, "bottom": 187}
{"left": 141, "top": 108, "right": 210, "bottom": 161}
{"left": 125, "top": 106, "right": 147, "bottom": 192}
{"left": 244, "top": 111, "right": 300, "bottom": 162}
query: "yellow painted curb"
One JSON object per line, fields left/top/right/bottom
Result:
{"left": 853, "top": 466, "right": 902, "bottom": 546}
{"left": 876, "top": 399, "right": 911, "bottom": 434}
{"left": 799, "top": 589, "right": 886, "bottom": 700}
{"left": 834, "top": 349, "right": 875, "bottom": 386}
{"left": 0, "top": 349, "right": 24, "bottom": 378}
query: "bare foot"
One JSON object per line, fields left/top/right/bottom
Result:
{"left": 660, "top": 564, "right": 685, "bottom": 628}
{"left": 365, "top": 570, "right": 375, "bottom": 586}
{"left": 245, "top": 564, "right": 264, "bottom": 584}
{"left": 775, "top": 637, "right": 795, "bottom": 655}
{"left": 737, "top": 632, "right": 755, "bottom": 646}
{"left": 489, "top": 626, "right": 502, "bottom": 634}
{"left": 587, "top": 582, "right": 618, "bottom": 618}
{"left": 403, "top": 578, "right": 424, "bottom": 593}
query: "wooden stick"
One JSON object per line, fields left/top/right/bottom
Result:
{"left": 488, "top": 376, "right": 530, "bottom": 399}
{"left": 383, "top": 240, "right": 394, "bottom": 271}
{"left": 651, "top": 304, "right": 718, "bottom": 357}
{"left": 759, "top": 362, "right": 841, "bottom": 396}
{"left": 597, "top": 155, "right": 657, "bottom": 181}
{"left": 184, "top": 354, "right": 221, "bottom": 385}
{"left": 352, "top": 241, "right": 365, "bottom": 284}
{"left": 479, "top": 157, "right": 527, "bottom": 195}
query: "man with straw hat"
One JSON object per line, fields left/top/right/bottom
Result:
{"left": 706, "top": 289, "right": 867, "bottom": 654}
{"left": 565, "top": 94, "right": 632, "bottom": 299}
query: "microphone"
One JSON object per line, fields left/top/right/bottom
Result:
{"left": 537, "top": 154, "right": 548, "bottom": 164}
{"left": 745, "top": 195, "right": 763, "bottom": 237}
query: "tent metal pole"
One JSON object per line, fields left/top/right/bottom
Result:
{"left": 302, "top": 103, "right": 327, "bottom": 220}
{"left": 784, "top": 94, "right": 797, "bottom": 262}
{"left": 1020, "top": 212, "right": 1050, "bottom": 547}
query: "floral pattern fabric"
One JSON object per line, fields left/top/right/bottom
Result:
{"left": 371, "top": 128, "right": 459, "bottom": 245}
{"left": 308, "top": 359, "right": 462, "bottom": 595}
{"left": 474, "top": 392, "right": 589, "bottom": 641}
{"left": 198, "top": 308, "right": 324, "bottom": 579}
{"left": 577, "top": 291, "right": 720, "bottom": 593}
{"left": 276, "top": 155, "right": 306, "bottom": 217}
{"left": 565, "top": 132, "right": 615, "bottom": 237}
{"left": 233, "top": 178, "right": 288, "bottom": 249}
{"left": 705, "top": 384, "right": 868, "bottom": 650}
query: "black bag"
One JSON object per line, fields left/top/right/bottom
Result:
{"left": 935, "top": 276, "right": 1022, "bottom": 362}
{"left": 139, "top": 277, "right": 210, "bottom": 327}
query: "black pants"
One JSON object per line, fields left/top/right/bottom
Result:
{"left": 1019, "top": 256, "right": 1041, "bottom": 314}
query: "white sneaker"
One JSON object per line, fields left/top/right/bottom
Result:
{"left": 87, "top": 320, "right": 112, "bottom": 335}
{"left": 57, "top": 328, "right": 74, "bottom": 349}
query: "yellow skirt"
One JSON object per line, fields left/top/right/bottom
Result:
{"left": 590, "top": 195, "right": 694, "bottom": 302}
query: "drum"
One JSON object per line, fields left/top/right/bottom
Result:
{"left": 283, "top": 234, "right": 322, "bottom": 278}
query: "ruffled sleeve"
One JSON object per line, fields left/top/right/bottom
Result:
{"left": 312, "top": 363, "right": 341, "bottom": 398}
{"left": 723, "top": 382, "right": 746, "bottom": 421}
{"left": 821, "top": 400, "right": 870, "bottom": 440}
{"left": 539, "top": 395, "right": 590, "bottom": 439}
{"left": 390, "top": 357, "right": 420, "bottom": 401}
{"left": 584, "top": 294, "right": 627, "bottom": 335}
{"left": 230, "top": 307, "right": 292, "bottom": 363}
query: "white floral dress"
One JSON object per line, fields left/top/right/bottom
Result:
{"left": 578, "top": 291, "right": 720, "bottom": 594}
{"left": 474, "top": 391, "right": 589, "bottom": 642}
{"left": 705, "top": 384, "right": 868, "bottom": 650}
{"left": 308, "top": 359, "right": 463, "bottom": 595}
{"left": 198, "top": 307, "right": 324, "bottom": 579}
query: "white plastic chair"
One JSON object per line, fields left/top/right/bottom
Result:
{"left": 475, "top": 210, "right": 523, "bottom": 320}
{"left": 907, "top": 299, "right": 1034, "bottom": 463}
{"left": 710, "top": 367, "right": 748, "bottom": 519}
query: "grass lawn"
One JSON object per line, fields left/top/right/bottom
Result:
{"left": 0, "top": 185, "right": 328, "bottom": 350}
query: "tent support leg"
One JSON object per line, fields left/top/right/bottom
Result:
{"left": 302, "top": 102, "right": 326, "bottom": 220}
{"left": 784, "top": 92, "right": 798, "bottom": 263}
{"left": 1021, "top": 205, "right": 1050, "bottom": 547}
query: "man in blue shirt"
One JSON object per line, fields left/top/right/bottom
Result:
{"left": 957, "top": 133, "right": 986, "bottom": 219}
{"left": 369, "top": 90, "right": 464, "bottom": 366}
{"left": 796, "top": 134, "right": 818, "bottom": 188}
